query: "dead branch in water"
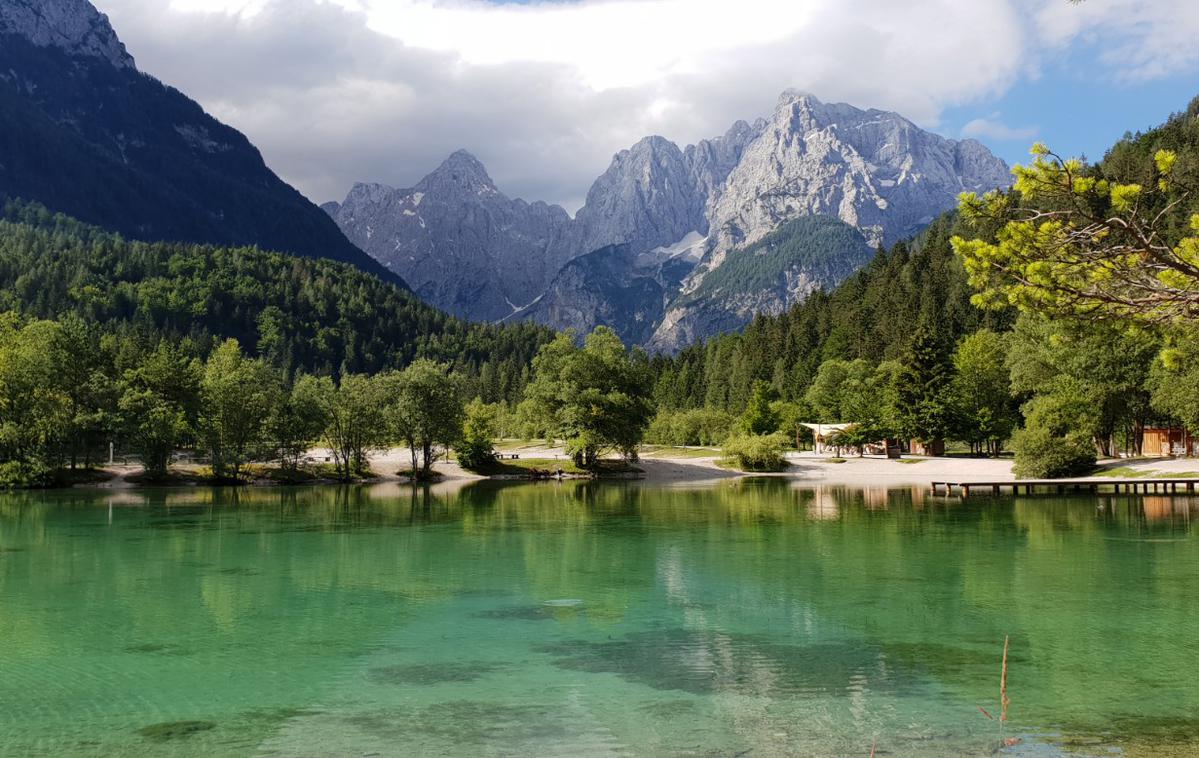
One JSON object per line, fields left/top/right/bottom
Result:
{"left": 1001, "top": 635, "right": 1011, "bottom": 723}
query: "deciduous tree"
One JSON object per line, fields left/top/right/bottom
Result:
{"left": 118, "top": 342, "right": 202, "bottom": 479}
{"left": 200, "top": 339, "right": 279, "bottom": 481}
{"left": 524, "top": 328, "right": 653, "bottom": 467}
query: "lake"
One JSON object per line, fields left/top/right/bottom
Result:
{"left": 1, "top": 480, "right": 1197, "bottom": 756}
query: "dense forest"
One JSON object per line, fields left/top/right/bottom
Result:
{"left": 0, "top": 202, "right": 651, "bottom": 486}
{"left": 650, "top": 210, "right": 1012, "bottom": 412}
{"left": 0, "top": 30, "right": 399, "bottom": 283}
{"left": 677, "top": 215, "right": 876, "bottom": 307}
{"left": 0, "top": 200, "right": 551, "bottom": 402}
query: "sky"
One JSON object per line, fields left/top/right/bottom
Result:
{"left": 94, "top": 0, "right": 1199, "bottom": 212}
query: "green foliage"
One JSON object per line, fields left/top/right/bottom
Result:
{"left": 1012, "top": 426, "right": 1097, "bottom": 479}
{"left": 0, "top": 205, "right": 551, "bottom": 402}
{"left": 892, "top": 328, "right": 954, "bottom": 446}
{"left": 1007, "top": 316, "right": 1158, "bottom": 455}
{"left": 739, "top": 381, "right": 780, "bottom": 435}
{"left": 804, "top": 358, "right": 896, "bottom": 430}
{"left": 268, "top": 374, "right": 331, "bottom": 470}
{"left": 322, "top": 373, "right": 386, "bottom": 480}
{"left": 1012, "top": 378, "right": 1100, "bottom": 479}
{"left": 117, "top": 342, "right": 202, "bottom": 479}
{"left": 48, "top": 315, "right": 119, "bottom": 469}
{"left": 0, "top": 460, "right": 54, "bottom": 489}
{"left": 644, "top": 408, "right": 734, "bottom": 447}
{"left": 679, "top": 216, "right": 875, "bottom": 306}
{"left": 953, "top": 104, "right": 1199, "bottom": 322}
{"left": 388, "top": 360, "right": 465, "bottom": 477}
{"left": 950, "top": 329, "right": 1018, "bottom": 455}
{"left": 454, "top": 399, "right": 500, "bottom": 472}
{"left": 804, "top": 360, "right": 852, "bottom": 422}
{"left": 0, "top": 317, "right": 70, "bottom": 475}
{"left": 200, "top": 339, "right": 279, "bottom": 481}
{"left": 721, "top": 433, "right": 790, "bottom": 472}
{"left": 1021, "top": 383, "right": 1099, "bottom": 440}
{"left": 771, "top": 400, "right": 814, "bottom": 449}
{"left": 523, "top": 328, "right": 653, "bottom": 467}
{"left": 1148, "top": 326, "right": 1199, "bottom": 430}
{"left": 825, "top": 421, "right": 890, "bottom": 457}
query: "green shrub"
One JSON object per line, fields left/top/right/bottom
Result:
{"left": 453, "top": 439, "right": 496, "bottom": 471}
{"left": 0, "top": 460, "right": 54, "bottom": 489}
{"left": 454, "top": 398, "right": 499, "bottom": 472}
{"left": 1012, "top": 426, "right": 1096, "bottom": 479}
{"left": 721, "top": 433, "right": 790, "bottom": 472}
{"left": 645, "top": 409, "right": 734, "bottom": 447}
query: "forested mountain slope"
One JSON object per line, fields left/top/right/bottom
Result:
{"left": 0, "top": 0, "right": 401, "bottom": 284}
{"left": 0, "top": 203, "right": 550, "bottom": 402}
{"left": 650, "top": 212, "right": 1014, "bottom": 413}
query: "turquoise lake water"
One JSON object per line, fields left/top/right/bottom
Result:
{"left": 1, "top": 480, "right": 1198, "bottom": 756}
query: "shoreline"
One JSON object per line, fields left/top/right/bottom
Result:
{"left": 21, "top": 445, "right": 1199, "bottom": 494}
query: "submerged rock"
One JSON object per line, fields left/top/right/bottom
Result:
{"left": 135, "top": 720, "right": 216, "bottom": 741}
{"left": 366, "top": 662, "right": 505, "bottom": 686}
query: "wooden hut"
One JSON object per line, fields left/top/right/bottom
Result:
{"left": 909, "top": 439, "right": 945, "bottom": 457}
{"left": 1141, "top": 427, "right": 1198, "bottom": 457}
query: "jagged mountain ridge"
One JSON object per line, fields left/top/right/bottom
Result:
{"left": 325, "top": 151, "right": 573, "bottom": 321}
{"left": 331, "top": 91, "right": 1008, "bottom": 349}
{"left": 0, "top": 0, "right": 402, "bottom": 285}
{"left": 647, "top": 91, "right": 1012, "bottom": 351}
{"left": 0, "top": 0, "right": 132, "bottom": 68}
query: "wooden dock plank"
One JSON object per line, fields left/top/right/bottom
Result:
{"left": 930, "top": 478, "right": 1199, "bottom": 496}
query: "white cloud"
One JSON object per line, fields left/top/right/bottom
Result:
{"left": 88, "top": 0, "right": 1199, "bottom": 210}
{"left": 961, "top": 114, "right": 1038, "bottom": 142}
{"left": 1035, "top": 0, "right": 1199, "bottom": 83}
{"left": 349, "top": 0, "right": 820, "bottom": 90}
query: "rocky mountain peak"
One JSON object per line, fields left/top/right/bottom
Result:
{"left": 0, "top": 0, "right": 134, "bottom": 69}
{"left": 330, "top": 89, "right": 1011, "bottom": 352}
{"left": 776, "top": 87, "right": 817, "bottom": 105}
{"left": 416, "top": 149, "right": 498, "bottom": 197}
{"left": 626, "top": 135, "right": 677, "bottom": 157}
{"left": 570, "top": 135, "right": 706, "bottom": 257}
{"left": 328, "top": 154, "right": 574, "bottom": 321}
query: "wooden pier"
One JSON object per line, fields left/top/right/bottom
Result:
{"left": 931, "top": 479, "right": 1199, "bottom": 497}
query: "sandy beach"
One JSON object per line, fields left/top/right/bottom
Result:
{"left": 82, "top": 441, "right": 1199, "bottom": 490}
{"left": 400, "top": 444, "right": 1199, "bottom": 487}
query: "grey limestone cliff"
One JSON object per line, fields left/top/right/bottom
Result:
{"left": 332, "top": 91, "right": 1011, "bottom": 349}
{"left": 327, "top": 151, "right": 573, "bottom": 321}
{"left": 0, "top": 0, "right": 133, "bottom": 68}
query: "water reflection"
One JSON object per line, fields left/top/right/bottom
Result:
{"left": 1, "top": 481, "right": 1198, "bottom": 756}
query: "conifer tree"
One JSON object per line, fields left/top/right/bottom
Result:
{"left": 893, "top": 327, "right": 954, "bottom": 449}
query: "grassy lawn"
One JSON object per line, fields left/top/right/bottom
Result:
{"left": 492, "top": 439, "right": 552, "bottom": 452}
{"left": 469, "top": 457, "right": 640, "bottom": 477}
{"left": 1092, "top": 465, "right": 1199, "bottom": 479}
{"left": 639, "top": 445, "right": 721, "bottom": 459}
{"left": 895, "top": 458, "right": 926, "bottom": 465}
{"left": 1093, "top": 466, "right": 1160, "bottom": 479}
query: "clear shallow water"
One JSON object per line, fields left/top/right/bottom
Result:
{"left": 1, "top": 481, "right": 1198, "bottom": 757}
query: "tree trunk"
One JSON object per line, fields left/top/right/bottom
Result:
{"left": 422, "top": 442, "right": 435, "bottom": 476}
